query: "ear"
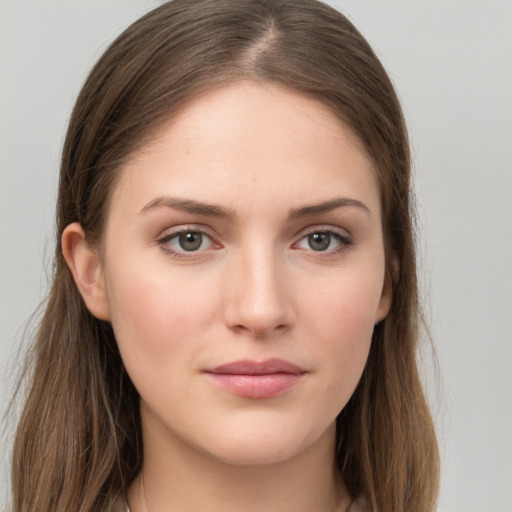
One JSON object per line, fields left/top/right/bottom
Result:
{"left": 61, "top": 222, "right": 111, "bottom": 321}
{"left": 375, "top": 257, "right": 398, "bottom": 323}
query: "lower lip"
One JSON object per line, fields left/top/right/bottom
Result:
{"left": 205, "top": 373, "right": 305, "bottom": 399}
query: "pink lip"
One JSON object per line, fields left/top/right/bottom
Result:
{"left": 204, "top": 358, "right": 307, "bottom": 399}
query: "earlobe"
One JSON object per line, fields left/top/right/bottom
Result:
{"left": 61, "top": 223, "right": 111, "bottom": 321}
{"left": 375, "top": 257, "right": 398, "bottom": 323}
{"left": 376, "top": 279, "right": 392, "bottom": 323}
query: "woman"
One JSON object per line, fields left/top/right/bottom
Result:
{"left": 10, "top": 0, "right": 439, "bottom": 511}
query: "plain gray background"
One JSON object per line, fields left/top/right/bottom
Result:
{"left": 1, "top": 1, "right": 511, "bottom": 511}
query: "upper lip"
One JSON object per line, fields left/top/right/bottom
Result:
{"left": 206, "top": 358, "right": 306, "bottom": 375}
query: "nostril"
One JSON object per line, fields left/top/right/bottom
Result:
{"left": 231, "top": 322, "right": 290, "bottom": 338}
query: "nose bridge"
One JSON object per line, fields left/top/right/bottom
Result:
{"left": 225, "top": 238, "right": 293, "bottom": 336}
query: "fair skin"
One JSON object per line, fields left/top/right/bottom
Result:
{"left": 63, "top": 82, "right": 391, "bottom": 512}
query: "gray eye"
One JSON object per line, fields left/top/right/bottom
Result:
{"left": 178, "top": 232, "right": 203, "bottom": 251}
{"left": 308, "top": 232, "right": 331, "bottom": 251}
{"left": 159, "top": 228, "right": 215, "bottom": 256}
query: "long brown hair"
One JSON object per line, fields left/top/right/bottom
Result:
{"left": 11, "top": 1, "right": 439, "bottom": 510}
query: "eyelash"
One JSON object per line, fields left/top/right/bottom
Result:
{"left": 157, "top": 226, "right": 218, "bottom": 259}
{"left": 293, "top": 227, "right": 353, "bottom": 257}
{"left": 156, "top": 226, "right": 353, "bottom": 259}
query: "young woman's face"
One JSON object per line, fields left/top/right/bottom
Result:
{"left": 98, "top": 82, "right": 391, "bottom": 465}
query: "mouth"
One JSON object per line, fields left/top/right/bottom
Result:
{"left": 204, "top": 358, "right": 307, "bottom": 399}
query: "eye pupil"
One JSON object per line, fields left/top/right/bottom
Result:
{"left": 179, "top": 232, "right": 202, "bottom": 251}
{"left": 308, "top": 232, "right": 330, "bottom": 251}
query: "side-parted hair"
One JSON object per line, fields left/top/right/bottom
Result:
{"left": 11, "top": 1, "right": 439, "bottom": 511}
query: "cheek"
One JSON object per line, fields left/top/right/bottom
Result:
{"left": 104, "top": 258, "right": 219, "bottom": 367}
{"left": 298, "top": 264, "right": 383, "bottom": 398}
{"left": 301, "top": 260, "right": 384, "bottom": 339}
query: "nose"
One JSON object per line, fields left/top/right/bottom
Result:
{"left": 223, "top": 247, "right": 295, "bottom": 338}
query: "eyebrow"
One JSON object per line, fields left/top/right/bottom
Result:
{"left": 140, "top": 196, "right": 370, "bottom": 219}
{"left": 288, "top": 197, "right": 370, "bottom": 219}
{"left": 140, "top": 197, "right": 235, "bottom": 218}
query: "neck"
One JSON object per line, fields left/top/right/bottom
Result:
{"left": 127, "top": 410, "right": 350, "bottom": 512}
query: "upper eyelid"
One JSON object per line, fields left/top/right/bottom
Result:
{"left": 293, "top": 224, "right": 351, "bottom": 239}
{"left": 157, "top": 224, "right": 217, "bottom": 239}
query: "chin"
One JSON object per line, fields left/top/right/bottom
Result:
{"left": 204, "top": 437, "right": 307, "bottom": 466}
{"left": 196, "top": 416, "right": 335, "bottom": 467}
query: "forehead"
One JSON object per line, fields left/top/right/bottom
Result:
{"left": 110, "top": 82, "right": 380, "bottom": 219}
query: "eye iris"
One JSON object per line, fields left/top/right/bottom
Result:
{"left": 308, "top": 232, "right": 330, "bottom": 251}
{"left": 178, "top": 232, "right": 202, "bottom": 251}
